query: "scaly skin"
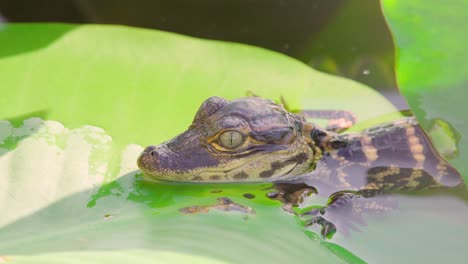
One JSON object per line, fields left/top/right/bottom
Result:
{"left": 138, "top": 96, "right": 462, "bottom": 190}
{"left": 137, "top": 96, "right": 464, "bottom": 237}
{"left": 138, "top": 96, "right": 320, "bottom": 183}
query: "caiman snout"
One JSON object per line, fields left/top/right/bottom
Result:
{"left": 142, "top": 145, "right": 157, "bottom": 156}
{"left": 138, "top": 144, "right": 183, "bottom": 180}
{"left": 137, "top": 145, "right": 159, "bottom": 174}
{"left": 137, "top": 128, "right": 223, "bottom": 182}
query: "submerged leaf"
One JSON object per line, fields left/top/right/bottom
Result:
{"left": 382, "top": 0, "right": 468, "bottom": 181}
{"left": 0, "top": 23, "right": 392, "bottom": 262}
{"left": 0, "top": 118, "right": 351, "bottom": 263}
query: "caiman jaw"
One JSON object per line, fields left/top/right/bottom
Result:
{"left": 137, "top": 96, "right": 320, "bottom": 183}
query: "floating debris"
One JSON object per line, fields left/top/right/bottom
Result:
{"left": 179, "top": 197, "right": 255, "bottom": 215}
{"left": 103, "top": 214, "right": 113, "bottom": 221}
{"left": 242, "top": 193, "right": 255, "bottom": 199}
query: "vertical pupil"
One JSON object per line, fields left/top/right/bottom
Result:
{"left": 220, "top": 131, "right": 243, "bottom": 148}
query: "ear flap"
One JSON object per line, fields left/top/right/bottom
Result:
{"left": 190, "top": 96, "right": 228, "bottom": 128}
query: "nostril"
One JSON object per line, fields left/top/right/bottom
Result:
{"left": 150, "top": 150, "right": 158, "bottom": 157}
{"left": 144, "top": 145, "right": 156, "bottom": 153}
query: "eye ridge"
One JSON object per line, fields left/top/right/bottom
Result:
{"left": 218, "top": 130, "right": 245, "bottom": 149}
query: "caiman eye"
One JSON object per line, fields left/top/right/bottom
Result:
{"left": 219, "top": 130, "right": 244, "bottom": 149}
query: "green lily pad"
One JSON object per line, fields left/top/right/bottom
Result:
{"left": 382, "top": 0, "right": 468, "bottom": 181}
{"left": 0, "top": 23, "right": 398, "bottom": 263}
{"left": 2, "top": 15, "right": 467, "bottom": 263}
{"left": 0, "top": 118, "right": 356, "bottom": 264}
{"left": 0, "top": 24, "right": 397, "bottom": 147}
{"left": 338, "top": 2, "right": 468, "bottom": 263}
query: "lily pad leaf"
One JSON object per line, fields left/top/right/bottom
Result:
{"left": 0, "top": 23, "right": 396, "bottom": 263}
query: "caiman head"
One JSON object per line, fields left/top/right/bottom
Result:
{"left": 137, "top": 96, "right": 323, "bottom": 183}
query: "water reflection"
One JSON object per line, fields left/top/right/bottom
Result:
{"left": 0, "top": 118, "right": 466, "bottom": 263}
{"left": 134, "top": 96, "right": 465, "bottom": 243}
{"left": 85, "top": 165, "right": 468, "bottom": 263}
{"left": 267, "top": 115, "right": 465, "bottom": 238}
{"left": 336, "top": 194, "right": 468, "bottom": 263}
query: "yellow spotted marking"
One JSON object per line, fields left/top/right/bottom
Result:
{"left": 364, "top": 183, "right": 380, "bottom": 190}
{"left": 435, "top": 162, "right": 448, "bottom": 182}
{"left": 328, "top": 118, "right": 354, "bottom": 130}
{"left": 407, "top": 169, "right": 423, "bottom": 187}
{"left": 413, "top": 154, "right": 425, "bottom": 163}
{"left": 406, "top": 179, "right": 420, "bottom": 188}
{"left": 336, "top": 168, "right": 353, "bottom": 188}
{"left": 361, "top": 135, "right": 378, "bottom": 162}
{"left": 410, "top": 143, "right": 424, "bottom": 153}
{"left": 405, "top": 126, "right": 415, "bottom": 136}
{"left": 408, "top": 136, "right": 420, "bottom": 144}
{"left": 372, "top": 166, "right": 400, "bottom": 182}
{"left": 362, "top": 136, "right": 372, "bottom": 145}
{"left": 410, "top": 169, "right": 423, "bottom": 178}
{"left": 331, "top": 152, "right": 347, "bottom": 163}
{"left": 406, "top": 127, "right": 426, "bottom": 167}
{"left": 337, "top": 156, "right": 346, "bottom": 162}
{"left": 436, "top": 163, "right": 447, "bottom": 174}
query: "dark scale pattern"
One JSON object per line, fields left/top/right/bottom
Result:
{"left": 259, "top": 153, "right": 309, "bottom": 178}
{"left": 315, "top": 117, "right": 463, "bottom": 193}
{"left": 233, "top": 172, "right": 249, "bottom": 179}
{"left": 374, "top": 135, "right": 417, "bottom": 167}
{"left": 336, "top": 138, "right": 367, "bottom": 163}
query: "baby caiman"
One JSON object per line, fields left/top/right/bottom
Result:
{"left": 137, "top": 96, "right": 464, "bottom": 236}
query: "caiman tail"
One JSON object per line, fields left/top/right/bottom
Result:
{"left": 313, "top": 117, "right": 464, "bottom": 194}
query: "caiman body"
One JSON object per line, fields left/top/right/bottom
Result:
{"left": 138, "top": 96, "right": 463, "bottom": 195}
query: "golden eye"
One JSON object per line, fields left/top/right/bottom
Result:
{"left": 219, "top": 130, "right": 244, "bottom": 149}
